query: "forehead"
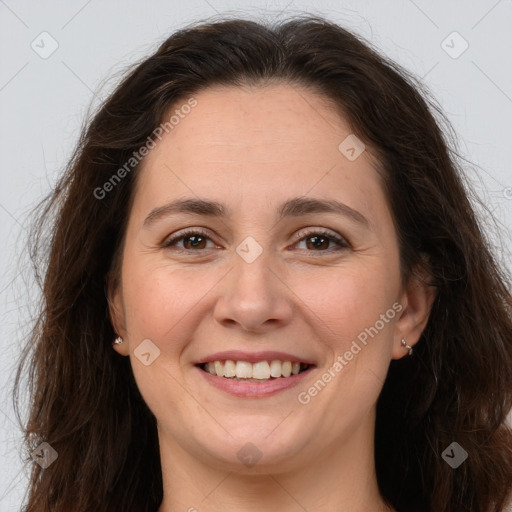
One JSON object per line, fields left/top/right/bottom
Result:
{"left": 157, "top": 83, "right": 356, "bottom": 161}
{"left": 131, "top": 83, "right": 387, "bottom": 224}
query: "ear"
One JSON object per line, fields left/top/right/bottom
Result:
{"left": 392, "top": 265, "right": 437, "bottom": 360}
{"left": 106, "top": 272, "right": 129, "bottom": 356}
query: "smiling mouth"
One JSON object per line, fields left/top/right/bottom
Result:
{"left": 198, "top": 360, "right": 312, "bottom": 381}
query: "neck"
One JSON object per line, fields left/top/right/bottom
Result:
{"left": 156, "top": 412, "right": 394, "bottom": 512}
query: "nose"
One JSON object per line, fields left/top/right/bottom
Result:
{"left": 213, "top": 251, "right": 294, "bottom": 335}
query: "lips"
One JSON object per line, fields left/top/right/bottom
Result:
{"left": 195, "top": 362, "right": 315, "bottom": 398}
{"left": 193, "top": 350, "right": 317, "bottom": 397}
{"left": 195, "top": 350, "right": 315, "bottom": 380}
{"left": 195, "top": 350, "right": 316, "bottom": 366}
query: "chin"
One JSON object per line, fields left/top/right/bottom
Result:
{"left": 191, "top": 422, "right": 313, "bottom": 473}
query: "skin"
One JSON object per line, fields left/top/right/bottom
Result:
{"left": 110, "top": 83, "right": 435, "bottom": 512}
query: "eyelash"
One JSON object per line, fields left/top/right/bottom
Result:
{"left": 161, "top": 228, "right": 350, "bottom": 254}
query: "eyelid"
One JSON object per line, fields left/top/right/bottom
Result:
{"left": 293, "top": 227, "right": 350, "bottom": 247}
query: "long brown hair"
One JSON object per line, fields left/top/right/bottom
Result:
{"left": 14, "top": 15, "right": 512, "bottom": 512}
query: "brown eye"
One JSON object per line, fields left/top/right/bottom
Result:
{"left": 305, "top": 234, "right": 331, "bottom": 251}
{"left": 294, "top": 230, "right": 350, "bottom": 253}
{"left": 182, "top": 234, "right": 208, "bottom": 250}
{"left": 162, "top": 230, "right": 215, "bottom": 251}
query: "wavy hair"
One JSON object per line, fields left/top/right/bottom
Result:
{"left": 14, "top": 14, "right": 512, "bottom": 512}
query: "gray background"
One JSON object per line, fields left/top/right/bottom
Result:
{"left": 1, "top": 0, "right": 511, "bottom": 510}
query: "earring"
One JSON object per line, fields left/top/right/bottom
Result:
{"left": 401, "top": 338, "right": 413, "bottom": 356}
{"left": 112, "top": 336, "right": 123, "bottom": 347}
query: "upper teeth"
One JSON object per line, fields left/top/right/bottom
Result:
{"left": 204, "top": 360, "right": 305, "bottom": 379}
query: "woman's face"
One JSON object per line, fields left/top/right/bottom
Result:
{"left": 111, "top": 84, "right": 431, "bottom": 473}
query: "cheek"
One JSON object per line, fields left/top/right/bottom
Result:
{"left": 120, "top": 257, "right": 230, "bottom": 362}
{"left": 120, "top": 263, "right": 203, "bottom": 411}
{"left": 121, "top": 260, "right": 198, "bottom": 341}
{"left": 293, "top": 261, "right": 400, "bottom": 348}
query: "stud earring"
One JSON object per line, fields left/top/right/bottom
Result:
{"left": 112, "top": 336, "right": 123, "bottom": 347}
{"left": 401, "top": 338, "right": 413, "bottom": 356}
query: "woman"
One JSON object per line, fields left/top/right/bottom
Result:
{"left": 14, "top": 15, "right": 512, "bottom": 512}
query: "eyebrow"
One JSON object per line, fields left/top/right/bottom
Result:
{"left": 143, "top": 197, "right": 371, "bottom": 229}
